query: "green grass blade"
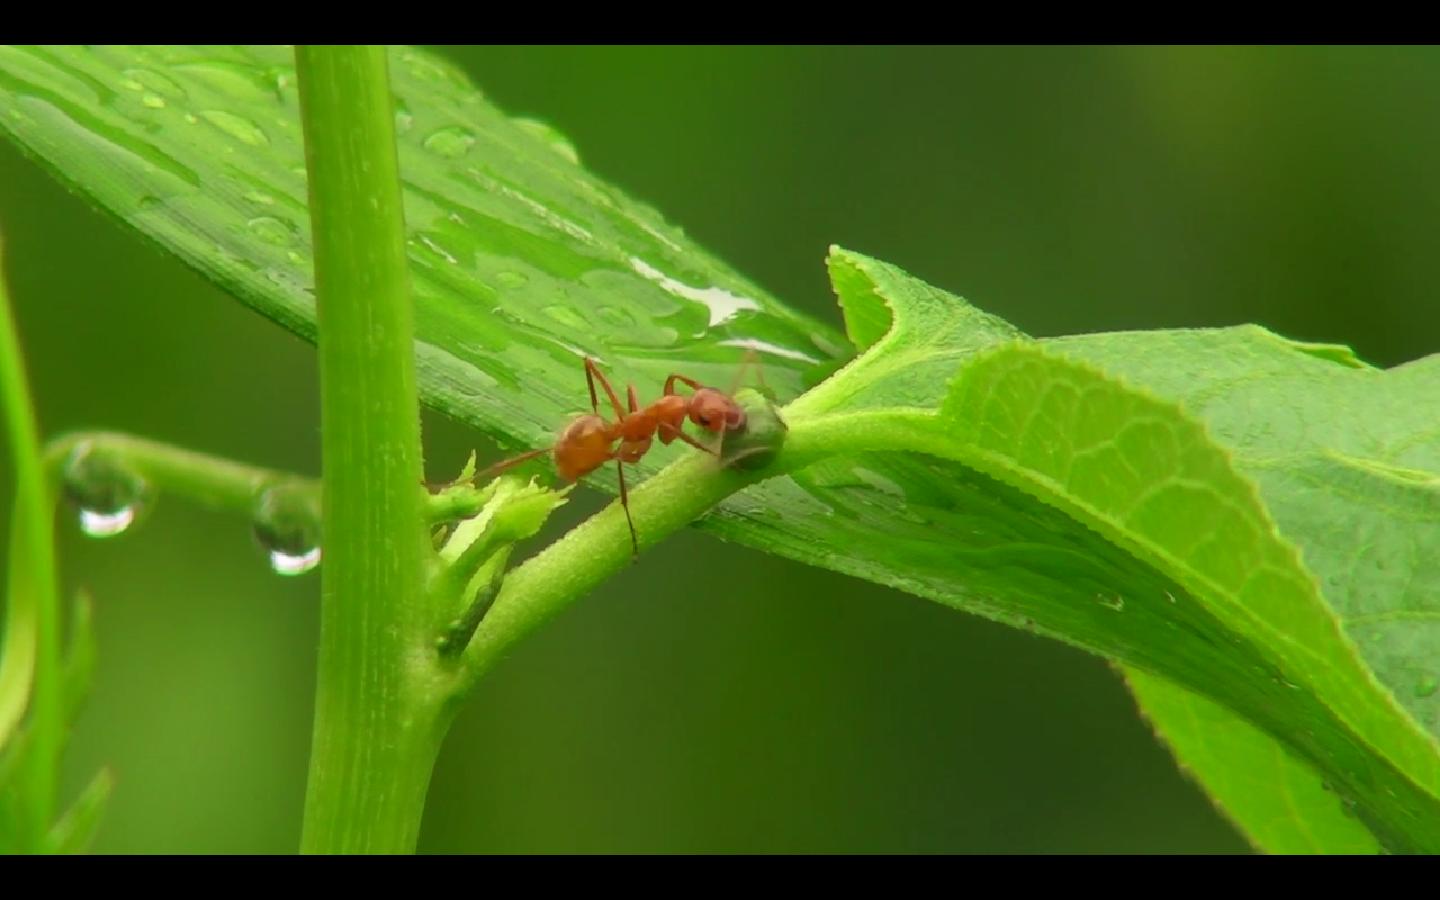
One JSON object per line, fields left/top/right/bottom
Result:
{"left": 44, "top": 767, "right": 111, "bottom": 854}
{"left": 0, "top": 230, "right": 64, "bottom": 851}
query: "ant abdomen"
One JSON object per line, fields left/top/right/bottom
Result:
{"left": 553, "top": 414, "right": 611, "bottom": 481}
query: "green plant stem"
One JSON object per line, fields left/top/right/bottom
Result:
{"left": 455, "top": 405, "right": 1005, "bottom": 691}
{"left": 0, "top": 234, "right": 61, "bottom": 851}
{"left": 457, "top": 411, "right": 870, "bottom": 688}
{"left": 42, "top": 431, "right": 316, "bottom": 512}
{"left": 295, "top": 46, "right": 432, "bottom": 854}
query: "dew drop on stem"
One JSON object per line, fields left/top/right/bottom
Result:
{"left": 62, "top": 441, "right": 151, "bottom": 539}
{"left": 252, "top": 482, "right": 322, "bottom": 576}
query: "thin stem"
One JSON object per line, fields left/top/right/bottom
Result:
{"left": 295, "top": 46, "right": 433, "bottom": 854}
{"left": 436, "top": 550, "right": 509, "bottom": 658}
{"left": 455, "top": 407, "right": 937, "bottom": 690}
{"left": 460, "top": 445, "right": 773, "bottom": 686}
{"left": 0, "top": 233, "right": 62, "bottom": 851}
{"left": 42, "top": 431, "right": 316, "bottom": 513}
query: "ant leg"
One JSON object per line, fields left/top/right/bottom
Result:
{"left": 584, "top": 358, "right": 600, "bottom": 414}
{"left": 663, "top": 373, "right": 704, "bottom": 396}
{"left": 615, "top": 457, "right": 639, "bottom": 559}
{"left": 726, "top": 347, "right": 766, "bottom": 396}
{"left": 471, "top": 447, "right": 551, "bottom": 484}
{"left": 584, "top": 357, "right": 626, "bottom": 420}
{"left": 661, "top": 424, "right": 720, "bottom": 456}
{"left": 627, "top": 383, "right": 641, "bottom": 413}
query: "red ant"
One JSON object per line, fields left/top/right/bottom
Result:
{"left": 474, "top": 354, "right": 764, "bottom": 556}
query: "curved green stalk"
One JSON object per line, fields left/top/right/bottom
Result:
{"left": 295, "top": 46, "right": 432, "bottom": 854}
{"left": 0, "top": 234, "right": 62, "bottom": 851}
{"left": 457, "top": 409, "right": 882, "bottom": 688}
{"left": 41, "top": 431, "right": 317, "bottom": 512}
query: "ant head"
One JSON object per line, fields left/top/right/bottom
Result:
{"left": 689, "top": 388, "right": 745, "bottom": 433}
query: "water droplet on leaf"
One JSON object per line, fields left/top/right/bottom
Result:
{"left": 597, "top": 306, "right": 635, "bottom": 327}
{"left": 394, "top": 97, "right": 413, "bottom": 134}
{"left": 247, "top": 215, "right": 294, "bottom": 246}
{"left": 120, "top": 66, "right": 187, "bottom": 100}
{"left": 199, "top": 110, "right": 269, "bottom": 147}
{"left": 1415, "top": 675, "right": 1439, "bottom": 699}
{"left": 513, "top": 117, "right": 580, "bottom": 164}
{"left": 542, "top": 305, "right": 587, "bottom": 330}
{"left": 422, "top": 125, "right": 475, "bottom": 158}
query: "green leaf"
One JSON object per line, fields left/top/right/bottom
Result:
{"left": 0, "top": 45, "right": 846, "bottom": 459}
{"left": 4, "top": 46, "right": 1439, "bottom": 852}
{"left": 1045, "top": 328, "right": 1440, "bottom": 735}
{"left": 1125, "top": 668, "right": 1381, "bottom": 854}
{"left": 44, "top": 767, "right": 112, "bottom": 854}
{"left": 61, "top": 589, "right": 95, "bottom": 727}
{"left": 0, "top": 589, "right": 95, "bottom": 853}
{"left": 0, "top": 724, "right": 33, "bottom": 849}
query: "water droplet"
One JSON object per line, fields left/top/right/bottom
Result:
{"left": 286, "top": 250, "right": 305, "bottom": 265}
{"left": 542, "top": 305, "right": 587, "bottom": 330}
{"left": 78, "top": 507, "right": 136, "bottom": 537}
{"left": 248, "top": 216, "right": 295, "bottom": 246}
{"left": 183, "top": 113, "right": 198, "bottom": 124}
{"left": 199, "top": 110, "right": 269, "bottom": 147}
{"left": 414, "top": 233, "right": 457, "bottom": 264}
{"left": 403, "top": 53, "right": 469, "bottom": 89}
{"left": 597, "top": 306, "right": 635, "bottom": 327}
{"left": 423, "top": 125, "right": 475, "bottom": 159}
{"left": 394, "top": 98, "right": 413, "bottom": 134}
{"left": 513, "top": 117, "right": 580, "bottom": 164}
{"left": 120, "top": 66, "right": 186, "bottom": 100}
{"left": 496, "top": 271, "right": 528, "bottom": 288}
{"left": 244, "top": 189, "right": 276, "bottom": 206}
{"left": 266, "top": 65, "right": 295, "bottom": 97}
{"left": 850, "top": 467, "right": 905, "bottom": 498}
{"left": 269, "top": 545, "right": 321, "bottom": 576}
{"left": 628, "top": 257, "right": 759, "bottom": 328}
{"left": 137, "top": 195, "right": 162, "bottom": 211}
{"left": 141, "top": 94, "right": 165, "bottom": 109}
{"left": 1415, "top": 675, "right": 1439, "bottom": 699}
{"left": 252, "top": 483, "right": 321, "bottom": 577}
{"left": 62, "top": 441, "right": 150, "bottom": 539}
{"left": 719, "top": 337, "right": 820, "bottom": 365}
{"left": 170, "top": 60, "right": 271, "bottom": 102}
{"left": 1097, "top": 594, "right": 1124, "bottom": 612}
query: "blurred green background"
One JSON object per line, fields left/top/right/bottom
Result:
{"left": 3, "top": 45, "right": 1438, "bottom": 853}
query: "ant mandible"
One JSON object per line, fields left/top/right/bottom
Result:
{"left": 474, "top": 353, "right": 763, "bottom": 557}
